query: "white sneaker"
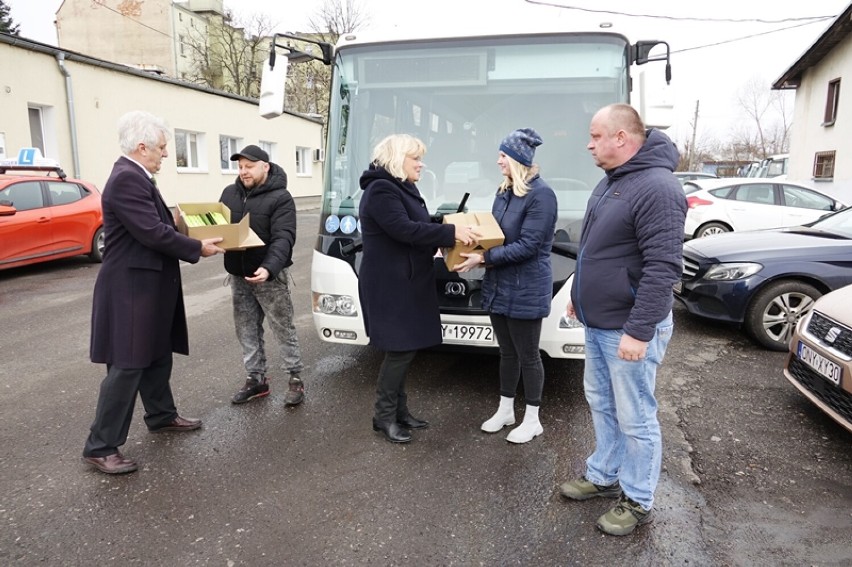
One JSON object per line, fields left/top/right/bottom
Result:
{"left": 506, "top": 421, "right": 543, "bottom": 444}
{"left": 481, "top": 410, "right": 515, "bottom": 433}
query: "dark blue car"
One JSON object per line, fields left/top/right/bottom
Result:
{"left": 674, "top": 206, "right": 852, "bottom": 351}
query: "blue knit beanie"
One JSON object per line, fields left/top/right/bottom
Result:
{"left": 499, "top": 128, "right": 543, "bottom": 167}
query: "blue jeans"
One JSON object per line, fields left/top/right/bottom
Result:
{"left": 582, "top": 313, "right": 674, "bottom": 511}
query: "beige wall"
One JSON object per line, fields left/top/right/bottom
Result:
{"left": 57, "top": 0, "right": 176, "bottom": 74}
{"left": 0, "top": 38, "right": 323, "bottom": 207}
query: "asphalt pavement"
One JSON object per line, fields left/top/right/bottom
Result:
{"left": 0, "top": 210, "right": 849, "bottom": 566}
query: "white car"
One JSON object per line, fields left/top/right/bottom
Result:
{"left": 682, "top": 178, "right": 846, "bottom": 239}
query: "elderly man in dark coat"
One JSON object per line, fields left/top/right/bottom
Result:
{"left": 82, "top": 110, "right": 224, "bottom": 475}
{"left": 358, "top": 134, "right": 479, "bottom": 443}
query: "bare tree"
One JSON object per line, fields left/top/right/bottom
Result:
{"left": 285, "top": 0, "right": 369, "bottom": 116}
{"left": 306, "top": 0, "right": 369, "bottom": 45}
{"left": 0, "top": 0, "right": 20, "bottom": 35}
{"left": 734, "top": 76, "right": 792, "bottom": 158}
{"left": 185, "top": 10, "right": 275, "bottom": 98}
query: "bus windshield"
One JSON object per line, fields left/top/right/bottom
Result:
{"left": 321, "top": 33, "right": 630, "bottom": 243}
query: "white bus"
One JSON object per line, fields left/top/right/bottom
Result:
{"left": 260, "top": 28, "right": 672, "bottom": 359}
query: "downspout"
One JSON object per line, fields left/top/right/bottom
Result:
{"left": 55, "top": 52, "right": 81, "bottom": 178}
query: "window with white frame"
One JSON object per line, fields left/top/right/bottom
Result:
{"left": 0, "top": 132, "right": 6, "bottom": 159}
{"left": 174, "top": 129, "right": 206, "bottom": 171}
{"left": 295, "top": 146, "right": 311, "bottom": 175}
{"left": 28, "top": 107, "right": 45, "bottom": 156}
{"left": 259, "top": 141, "right": 275, "bottom": 162}
{"left": 27, "top": 104, "right": 60, "bottom": 161}
{"left": 220, "top": 136, "right": 242, "bottom": 171}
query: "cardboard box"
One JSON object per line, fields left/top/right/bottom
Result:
{"left": 176, "top": 202, "right": 264, "bottom": 250}
{"left": 442, "top": 212, "right": 504, "bottom": 270}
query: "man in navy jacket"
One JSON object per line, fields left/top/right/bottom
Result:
{"left": 560, "top": 104, "right": 687, "bottom": 535}
{"left": 83, "top": 111, "right": 224, "bottom": 475}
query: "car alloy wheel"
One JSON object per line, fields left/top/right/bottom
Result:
{"left": 696, "top": 222, "right": 730, "bottom": 238}
{"left": 744, "top": 280, "right": 821, "bottom": 351}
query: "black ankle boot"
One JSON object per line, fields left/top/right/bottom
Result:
{"left": 397, "top": 413, "right": 429, "bottom": 430}
{"left": 372, "top": 418, "right": 412, "bottom": 443}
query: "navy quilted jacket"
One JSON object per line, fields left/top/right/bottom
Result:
{"left": 570, "top": 129, "right": 687, "bottom": 341}
{"left": 481, "top": 175, "right": 558, "bottom": 319}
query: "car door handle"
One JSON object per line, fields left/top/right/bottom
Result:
{"left": 37, "top": 217, "right": 51, "bottom": 223}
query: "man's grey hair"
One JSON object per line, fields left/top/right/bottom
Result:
{"left": 117, "top": 110, "right": 171, "bottom": 155}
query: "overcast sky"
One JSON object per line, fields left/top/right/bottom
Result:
{"left": 7, "top": 0, "right": 851, "bottom": 145}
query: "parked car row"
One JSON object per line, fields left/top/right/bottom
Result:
{"left": 0, "top": 164, "right": 104, "bottom": 271}
{"left": 674, "top": 199, "right": 852, "bottom": 433}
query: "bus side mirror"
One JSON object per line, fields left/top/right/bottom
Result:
{"left": 633, "top": 40, "right": 672, "bottom": 85}
{"left": 637, "top": 70, "right": 673, "bottom": 130}
{"left": 259, "top": 56, "right": 289, "bottom": 119}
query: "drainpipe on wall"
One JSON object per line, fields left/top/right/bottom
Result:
{"left": 55, "top": 51, "right": 81, "bottom": 178}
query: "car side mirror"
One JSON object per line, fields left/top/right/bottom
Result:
{"left": 0, "top": 204, "right": 16, "bottom": 216}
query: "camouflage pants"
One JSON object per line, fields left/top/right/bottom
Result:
{"left": 229, "top": 269, "right": 304, "bottom": 380}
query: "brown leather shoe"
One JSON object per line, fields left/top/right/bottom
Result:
{"left": 149, "top": 415, "right": 202, "bottom": 433}
{"left": 81, "top": 452, "right": 138, "bottom": 474}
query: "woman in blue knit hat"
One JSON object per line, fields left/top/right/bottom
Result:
{"left": 454, "top": 128, "right": 558, "bottom": 444}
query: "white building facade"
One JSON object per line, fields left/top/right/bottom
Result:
{"left": 774, "top": 3, "right": 852, "bottom": 204}
{"left": 0, "top": 33, "right": 323, "bottom": 207}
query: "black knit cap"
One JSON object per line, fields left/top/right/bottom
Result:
{"left": 230, "top": 144, "right": 269, "bottom": 162}
{"left": 499, "top": 128, "right": 543, "bottom": 167}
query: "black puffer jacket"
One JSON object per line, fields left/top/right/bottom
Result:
{"left": 219, "top": 163, "right": 295, "bottom": 278}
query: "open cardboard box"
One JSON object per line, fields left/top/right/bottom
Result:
{"left": 176, "top": 202, "right": 264, "bottom": 250}
{"left": 442, "top": 211, "right": 504, "bottom": 271}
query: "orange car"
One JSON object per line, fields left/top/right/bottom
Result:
{"left": 0, "top": 164, "right": 104, "bottom": 270}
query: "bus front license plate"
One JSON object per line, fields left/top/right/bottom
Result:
{"left": 441, "top": 324, "right": 495, "bottom": 346}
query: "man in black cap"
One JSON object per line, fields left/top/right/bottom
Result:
{"left": 219, "top": 144, "right": 306, "bottom": 405}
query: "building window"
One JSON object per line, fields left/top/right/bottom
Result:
{"left": 28, "top": 107, "right": 45, "bottom": 156}
{"left": 824, "top": 79, "right": 840, "bottom": 126}
{"left": 179, "top": 35, "right": 186, "bottom": 57}
{"left": 175, "top": 129, "right": 205, "bottom": 170}
{"left": 220, "top": 136, "right": 241, "bottom": 171}
{"left": 813, "top": 151, "right": 836, "bottom": 179}
{"left": 0, "top": 132, "right": 6, "bottom": 159}
{"left": 295, "top": 147, "right": 312, "bottom": 175}
{"left": 259, "top": 141, "right": 275, "bottom": 161}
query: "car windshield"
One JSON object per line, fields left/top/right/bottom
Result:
{"left": 798, "top": 207, "right": 852, "bottom": 238}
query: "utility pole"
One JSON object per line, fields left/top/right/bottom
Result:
{"left": 689, "top": 100, "right": 700, "bottom": 171}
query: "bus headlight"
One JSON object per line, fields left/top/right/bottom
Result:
{"left": 313, "top": 292, "right": 358, "bottom": 317}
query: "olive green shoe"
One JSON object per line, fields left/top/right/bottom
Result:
{"left": 559, "top": 476, "right": 622, "bottom": 501}
{"left": 596, "top": 495, "right": 654, "bottom": 536}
